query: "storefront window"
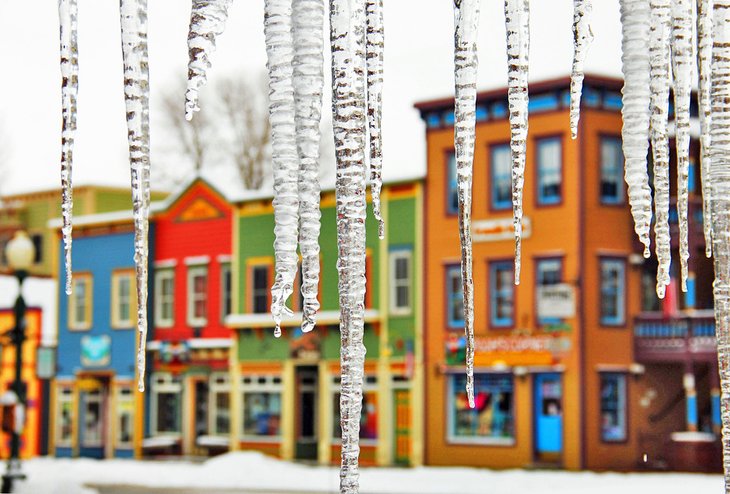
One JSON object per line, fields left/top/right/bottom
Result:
{"left": 152, "top": 373, "right": 182, "bottom": 435}
{"left": 332, "top": 376, "right": 378, "bottom": 441}
{"left": 600, "top": 373, "right": 627, "bottom": 442}
{"left": 116, "top": 385, "right": 134, "bottom": 448}
{"left": 448, "top": 373, "right": 514, "bottom": 444}
{"left": 56, "top": 386, "right": 74, "bottom": 447}
{"left": 82, "top": 390, "right": 103, "bottom": 447}
{"left": 241, "top": 376, "right": 282, "bottom": 439}
{"left": 210, "top": 373, "right": 230, "bottom": 436}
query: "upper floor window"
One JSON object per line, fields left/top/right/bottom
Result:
{"left": 491, "top": 144, "right": 512, "bottom": 210}
{"left": 221, "top": 263, "right": 232, "bottom": 320}
{"left": 446, "top": 152, "right": 458, "bottom": 215}
{"left": 490, "top": 261, "right": 514, "bottom": 328}
{"left": 600, "top": 258, "right": 626, "bottom": 326}
{"left": 111, "top": 270, "right": 136, "bottom": 328}
{"left": 536, "top": 258, "right": 562, "bottom": 325}
{"left": 187, "top": 265, "right": 208, "bottom": 327}
{"left": 154, "top": 269, "right": 175, "bottom": 328}
{"left": 251, "top": 265, "right": 270, "bottom": 314}
{"left": 446, "top": 265, "right": 464, "bottom": 329}
{"left": 389, "top": 250, "right": 412, "bottom": 315}
{"left": 536, "top": 138, "right": 562, "bottom": 205}
{"left": 600, "top": 137, "right": 625, "bottom": 205}
{"left": 69, "top": 273, "right": 92, "bottom": 330}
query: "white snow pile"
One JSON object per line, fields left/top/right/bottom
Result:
{"left": 11, "top": 452, "right": 722, "bottom": 494}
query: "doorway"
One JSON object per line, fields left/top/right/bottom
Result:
{"left": 533, "top": 373, "right": 563, "bottom": 463}
{"left": 79, "top": 385, "right": 107, "bottom": 458}
{"left": 295, "top": 366, "right": 318, "bottom": 460}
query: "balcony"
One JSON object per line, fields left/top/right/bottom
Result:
{"left": 634, "top": 311, "right": 716, "bottom": 363}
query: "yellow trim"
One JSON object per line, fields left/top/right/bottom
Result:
{"left": 134, "top": 380, "right": 144, "bottom": 459}
{"left": 49, "top": 379, "right": 57, "bottom": 456}
{"left": 376, "top": 189, "right": 393, "bottom": 466}
{"left": 229, "top": 333, "right": 241, "bottom": 450}
{"left": 317, "top": 361, "right": 331, "bottom": 464}
{"left": 411, "top": 182, "right": 425, "bottom": 466}
{"left": 246, "top": 256, "right": 275, "bottom": 267}
{"left": 232, "top": 208, "right": 241, "bottom": 315}
{"left": 72, "top": 383, "right": 79, "bottom": 456}
{"left": 280, "top": 361, "right": 295, "bottom": 460}
{"left": 68, "top": 272, "right": 93, "bottom": 331}
{"left": 238, "top": 201, "right": 274, "bottom": 217}
{"left": 111, "top": 269, "right": 137, "bottom": 329}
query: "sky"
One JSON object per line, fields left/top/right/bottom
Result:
{"left": 0, "top": 0, "right": 623, "bottom": 196}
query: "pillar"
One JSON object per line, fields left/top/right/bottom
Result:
{"left": 229, "top": 335, "right": 241, "bottom": 451}
{"left": 376, "top": 189, "right": 393, "bottom": 466}
{"left": 317, "top": 361, "right": 332, "bottom": 465}
{"left": 683, "top": 363, "right": 698, "bottom": 432}
{"left": 280, "top": 360, "right": 295, "bottom": 460}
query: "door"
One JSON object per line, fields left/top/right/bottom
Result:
{"left": 79, "top": 387, "right": 106, "bottom": 458}
{"left": 393, "top": 389, "right": 411, "bottom": 465}
{"left": 193, "top": 380, "right": 210, "bottom": 450}
{"left": 295, "top": 367, "right": 318, "bottom": 460}
{"left": 534, "top": 373, "right": 563, "bottom": 461}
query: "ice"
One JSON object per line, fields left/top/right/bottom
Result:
{"left": 265, "top": 0, "right": 299, "bottom": 338}
{"left": 504, "top": 0, "right": 529, "bottom": 286}
{"left": 570, "top": 0, "right": 593, "bottom": 139}
{"left": 619, "top": 0, "right": 652, "bottom": 259}
{"left": 185, "top": 0, "right": 233, "bottom": 121}
{"left": 671, "top": 0, "right": 694, "bottom": 293}
{"left": 366, "top": 0, "right": 385, "bottom": 239}
{"left": 697, "top": 0, "right": 713, "bottom": 258}
{"left": 120, "top": 0, "right": 152, "bottom": 392}
{"left": 649, "top": 0, "right": 671, "bottom": 298}
{"left": 453, "top": 0, "right": 480, "bottom": 409}
{"left": 292, "top": 0, "right": 324, "bottom": 333}
{"left": 58, "top": 0, "right": 78, "bottom": 297}
{"left": 330, "top": 0, "right": 368, "bottom": 491}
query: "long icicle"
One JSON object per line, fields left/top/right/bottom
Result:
{"left": 671, "top": 0, "right": 694, "bottom": 293}
{"left": 366, "top": 0, "right": 385, "bottom": 239}
{"left": 504, "top": 0, "right": 529, "bottom": 285}
{"left": 265, "top": 0, "right": 299, "bottom": 338}
{"left": 697, "top": 0, "right": 714, "bottom": 258}
{"left": 120, "top": 0, "right": 152, "bottom": 392}
{"left": 185, "top": 0, "right": 233, "bottom": 121}
{"left": 58, "top": 0, "right": 79, "bottom": 297}
{"left": 330, "top": 0, "right": 368, "bottom": 491}
{"left": 569, "top": 0, "right": 593, "bottom": 139}
{"left": 292, "top": 0, "right": 324, "bottom": 333}
{"left": 619, "top": 0, "right": 653, "bottom": 259}
{"left": 649, "top": 0, "right": 672, "bottom": 298}
{"left": 453, "top": 0, "right": 480, "bottom": 409}
{"left": 709, "top": 0, "right": 730, "bottom": 485}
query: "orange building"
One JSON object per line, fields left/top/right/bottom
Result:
{"left": 416, "top": 75, "right": 665, "bottom": 470}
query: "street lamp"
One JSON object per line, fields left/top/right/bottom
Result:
{"left": 1, "top": 231, "right": 35, "bottom": 493}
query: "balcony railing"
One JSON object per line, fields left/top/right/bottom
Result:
{"left": 634, "top": 311, "right": 716, "bottom": 363}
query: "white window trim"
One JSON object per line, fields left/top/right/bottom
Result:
{"left": 389, "top": 250, "right": 413, "bottom": 316}
{"left": 111, "top": 271, "right": 135, "bottom": 329}
{"left": 209, "top": 373, "right": 231, "bottom": 437}
{"left": 69, "top": 274, "right": 92, "bottom": 331}
{"left": 154, "top": 269, "right": 175, "bottom": 328}
{"left": 81, "top": 389, "right": 104, "bottom": 447}
{"left": 187, "top": 265, "right": 209, "bottom": 327}
{"left": 184, "top": 255, "right": 211, "bottom": 266}
{"left": 240, "top": 375, "right": 283, "bottom": 441}
{"left": 115, "top": 383, "right": 135, "bottom": 448}
{"left": 154, "top": 259, "right": 178, "bottom": 269}
{"left": 150, "top": 373, "right": 183, "bottom": 436}
{"left": 220, "top": 263, "right": 232, "bottom": 323}
{"left": 56, "top": 384, "right": 74, "bottom": 447}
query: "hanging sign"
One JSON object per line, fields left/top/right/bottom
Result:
{"left": 81, "top": 335, "right": 111, "bottom": 368}
{"left": 473, "top": 217, "right": 531, "bottom": 243}
{"left": 537, "top": 284, "right": 576, "bottom": 319}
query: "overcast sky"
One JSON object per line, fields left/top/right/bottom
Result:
{"left": 0, "top": 0, "right": 623, "bottom": 196}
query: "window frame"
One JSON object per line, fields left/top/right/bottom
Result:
{"left": 489, "top": 260, "right": 515, "bottom": 329}
{"left": 209, "top": 373, "right": 231, "bottom": 437}
{"left": 489, "top": 143, "right": 513, "bottom": 211}
{"left": 331, "top": 375, "right": 379, "bottom": 445}
{"left": 599, "top": 135, "right": 625, "bottom": 206}
{"left": 68, "top": 273, "right": 93, "bottom": 331}
{"left": 445, "top": 264, "right": 464, "bottom": 330}
{"left": 187, "top": 264, "right": 209, "bottom": 327}
{"left": 389, "top": 249, "right": 413, "bottom": 316}
{"left": 599, "top": 372, "right": 628, "bottom": 443}
{"left": 55, "top": 383, "right": 74, "bottom": 447}
{"left": 81, "top": 389, "right": 103, "bottom": 447}
{"left": 599, "top": 257, "right": 627, "bottom": 327}
{"left": 154, "top": 269, "right": 175, "bottom": 328}
{"left": 249, "top": 263, "right": 272, "bottom": 314}
{"left": 114, "top": 382, "right": 135, "bottom": 449}
{"left": 534, "top": 257, "right": 564, "bottom": 326}
{"left": 111, "top": 269, "right": 136, "bottom": 329}
{"left": 220, "top": 262, "right": 232, "bottom": 322}
{"left": 240, "top": 375, "right": 283, "bottom": 442}
{"left": 535, "top": 136, "right": 563, "bottom": 206}
{"left": 150, "top": 373, "right": 183, "bottom": 436}
{"left": 445, "top": 150, "right": 458, "bottom": 216}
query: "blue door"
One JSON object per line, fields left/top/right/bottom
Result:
{"left": 534, "top": 373, "right": 563, "bottom": 456}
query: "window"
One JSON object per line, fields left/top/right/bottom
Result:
{"left": 536, "top": 138, "right": 562, "bottom": 205}
{"left": 69, "top": 274, "right": 92, "bottom": 330}
{"left": 210, "top": 374, "right": 231, "bottom": 436}
{"left": 221, "top": 263, "right": 232, "bottom": 320}
{"left": 600, "top": 258, "right": 626, "bottom": 326}
{"left": 389, "top": 250, "right": 412, "bottom": 315}
{"left": 154, "top": 270, "right": 175, "bottom": 327}
{"left": 490, "top": 144, "right": 512, "bottom": 210}
{"left": 600, "top": 137, "right": 625, "bottom": 204}
{"left": 187, "top": 265, "right": 208, "bottom": 326}
{"left": 151, "top": 374, "right": 182, "bottom": 435}
{"left": 490, "top": 261, "right": 514, "bottom": 327}
{"left": 446, "top": 265, "right": 464, "bottom": 329}
{"left": 536, "top": 258, "right": 563, "bottom": 325}
{"left": 56, "top": 385, "right": 74, "bottom": 447}
{"left": 31, "top": 233, "right": 43, "bottom": 264}
{"left": 448, "top": 373, "right": 514, "bottom": 444}
{"left": 641, "top": 264, "right": 661, "bottom": 312}
{"left": 600, "top": 373, "right": 627, "bottom": 442}
{"left": 115, "top": 385, "right": 134, "bottom": 448}
{"left": 333, "top": 376, "right": 378, "bottom": 442}
{"left": 251, "top": 265, "right": 270, "bottom": 314}
{"left": 82, "top": 390, "right": 103, "bottom": 447}
{"left": 241, "top": 375, "right": 282, "bottom": 439}
{"left": 112, "top": 271, "right": 136, "bottom": 328}
{"left": 446, "top": 152, "right": 458, "bottom": 214}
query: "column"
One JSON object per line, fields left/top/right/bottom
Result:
{"left": 229, "top": 335, "right": 241, "bottom": 451}
{"left": 317, "top": 361, "right": 332, "bottom": 465}
{"left": 683, "top": 363, "right": 698, "bottom": 432}
{"left": 280, "top": 360, "right": 295, "bottom": 460}
{"left": 376, "top": 189, "right": 393, "bottom": 466}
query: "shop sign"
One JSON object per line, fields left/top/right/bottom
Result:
{"left": 446, "top": 334, "right": 571, "bottom": 367}
{"left": 473, "top": 217, "right": 531, "bottom": 243}
{"left": 537, "top": 284, "right": 576, "bottom": 319}
{"left": 81, "top": 335, "right": 111, "bottom": 368}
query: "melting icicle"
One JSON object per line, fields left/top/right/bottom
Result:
{"left": 709, "top": 0, "right": 730, "bottom": 484}
{"left": 697, "top": 0, "right": 713, "bottom": 258}
{"left": 292, "top": 0, "right": 324, "bottom": 333}
{"left": 120, "top": 0, "right": 151, "bottom": 392}
{"left": 569, "top": 0, "right": 593, "bottom": 139}
{"left": 58, "top": 0, "right": 78, "bottom": 297}
{"left": 649, "top": 0, "right": 671, "bottom": 298}
{"left": 453, "top": 0, "right": 480, "bottom": 410}
{"left": 671, "top": 0, "right": 694, "bottom": 292}
{"left": 330, "top": 0, "right": 368, "bottom": 490}
{"left": 265, "top": 0, "right": 299, "bottom": 337}
{"left": 504, "top": 0, "right": 529, "bottom": 285}
{"left": 619, "top": 0, "right": 652, "bottom": 259}
{"left": 185, "top": 0, "right": 233, "bottom": 121}
{"left": 366, "top": 0, "right": 385, "bottom": 239}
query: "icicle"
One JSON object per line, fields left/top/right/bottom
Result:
{"left": 453, "top": 0, "right": 480, "bottom": 410}
{"left": 504, "top": 0, "right": 529, "bottom": 285}
{"left": 697, "top": 0, "right": 713, "bottom": 258}
{"left": 709, "top": 0, "right": 730, "bottom": 485}
{"left": 649, "top": 0, "right": 672, "bottom": 298}
{"left": 292, "top": 0, "right": 324, "bottom": 333}
{"left": 619, "top": 0, "right": 653, "bottom": 259}
{"left": 265, "top": 0, "right": 299, "bottom": 337}
{"left": 366, "top": 0, "right": 385, "bottom": 239}
{"left": 569, "top": 0, "right": 593, "bottom": 139}
{"left": 58, "top": 0, "right": 78, "bottom": 297}
{"left": 120, "top": 0, "right": 151, "bottom": 392}
{"left": 330, "top": 0, "right": 368, "bottom": 491}
{"left": 185, "top": 0, "right": 233, "bottom": 121}
{"left": 671, "top": 0, "right": 694, "bottom": 292}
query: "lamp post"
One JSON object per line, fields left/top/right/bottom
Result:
{"left": 1, "top": 231, "right": 35, "bottom": 493}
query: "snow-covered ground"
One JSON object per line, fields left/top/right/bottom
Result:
{"left": 10, "top": 452, "right": 723, "bottom": 494}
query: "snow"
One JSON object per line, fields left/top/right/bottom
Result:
{"left": 10, "top": 453, "right": 723, "bottom": 494}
